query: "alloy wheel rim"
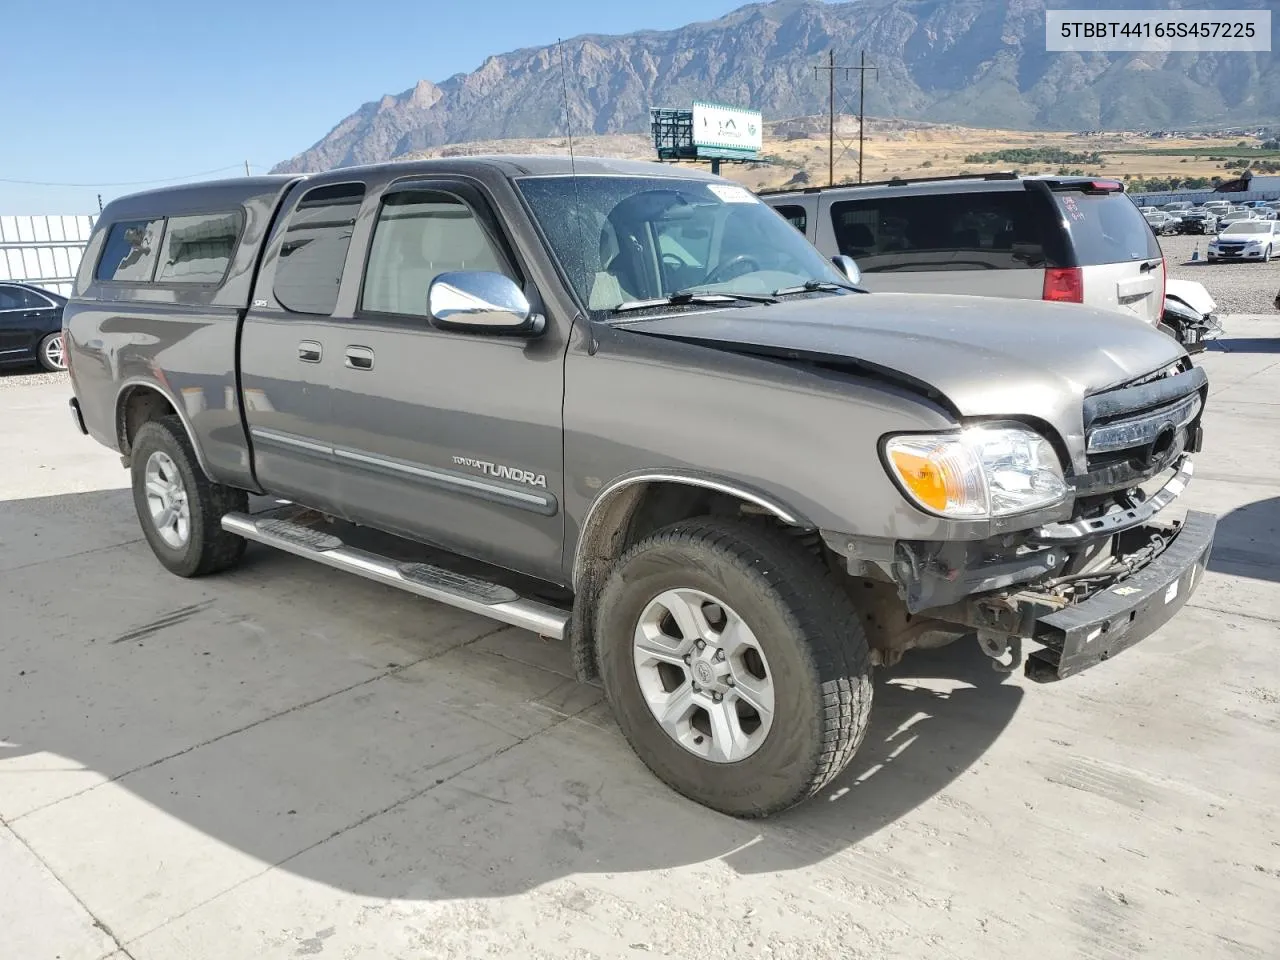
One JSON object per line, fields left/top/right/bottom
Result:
{"left": 144, "top": 451, "right": 190, "bottom": 548}
{"left": 45, "top": 334, "right": 65, "bottom": 369}
{"left": 632, "top": 588, "right": 775, "bottom": 763}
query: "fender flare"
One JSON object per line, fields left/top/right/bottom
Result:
{"left": 571, "top": 469, "right": 804, "bottom": 590}
{"left": 114, "top": 377, "right": 215, "bottom": 480}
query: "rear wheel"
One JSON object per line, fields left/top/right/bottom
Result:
{"left": 37, "top": 332, "right": 65, "bottom": 372}
{"left": 596, "top": 518, "right": 872, "bottom": 817}
{"left": 130, "top": 416, "right": 248, "bottom": 577}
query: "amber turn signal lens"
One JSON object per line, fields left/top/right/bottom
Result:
{"left": 887, "top": 448, "right": 950, "bottom": 512}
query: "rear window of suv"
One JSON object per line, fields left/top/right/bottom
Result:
{"left": 828, "top": 191, "right": 1048, "bottom": 273}
{"left": 1052, "top": 192, "right": 1161, "bottom": 265}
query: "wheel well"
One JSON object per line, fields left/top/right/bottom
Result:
{"left": 567, "top": 479, "right": 805, "bottom": 682}
{"left": 117, "top": 386, "right": 178, "bottom": 460}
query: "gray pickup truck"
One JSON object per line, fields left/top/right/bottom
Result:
{"left": 64, "top": 156, "right": 1214, "bottom": 817}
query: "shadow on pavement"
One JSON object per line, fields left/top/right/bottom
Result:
{"left": 1208, "top": 496, "right": 1280, "bottom": 583}
{"left": 0, "top": 489, "right": 1021, "bottom": 901}
{"left": 1207, "top": 338, "right": 1280, "bottom": 355}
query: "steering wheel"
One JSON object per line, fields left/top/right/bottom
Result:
{"left": 702, "top": 254, "right": 761, "bottom": 286}
{"left": 662, "top": 253, "right": 685, "bottom": 274}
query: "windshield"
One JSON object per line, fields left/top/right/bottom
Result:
{"left": 517, "top": 175, "right": 847, "bottom": 313}
{"left": 1224, "top": 221, "right": 1270, "bottom": 234}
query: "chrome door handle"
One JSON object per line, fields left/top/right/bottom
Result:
{"left": 345, "top": 345, "right": 374, "bottom": 370}
{"left": 298, "top": 341, "right": 322, "bottom": 363}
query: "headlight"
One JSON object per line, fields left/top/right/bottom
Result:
{"left": 883, "top": 427, "right": 1068, "bottom": 519}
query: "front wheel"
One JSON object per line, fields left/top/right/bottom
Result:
{"left": 596, "top": 518, "right": 873, "bottom": 817}
{"left": 37, "top": 332, "right": 66, "bottom": 372}
{"left": 130, "top": 416, "right": 248, "bottom": 577}
{"left": 1264, "top": 245, "right": 1273, "bottom": 263}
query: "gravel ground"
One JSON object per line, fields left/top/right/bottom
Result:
{"left": 0, "top": 368, "right": 68, "bottom": 390}
{"left": 1159, "top": 232, "right": 1280, "bottom": 315}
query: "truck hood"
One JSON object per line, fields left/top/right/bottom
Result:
{"left": 620, "top": 292, "right": 1186, "bottom": 447}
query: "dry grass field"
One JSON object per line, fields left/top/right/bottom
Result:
{"left": 406, "top": 116, "right": 1272, "bottom": 191}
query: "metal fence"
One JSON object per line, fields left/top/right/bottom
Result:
{"left": 1130, "top": 189, "right": 1280, "bottom": 207}
{"left": 0, "top": 214, "right": 97, "bottom": 296}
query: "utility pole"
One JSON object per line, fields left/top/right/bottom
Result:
{"left": 244, "top": 160, "right": 252, "bottom": 177}
{"left": 96, "top": 193, "right": 103, "bottom": 213}
{"left": 814, "top": 49, "right": 878, "bottom": 185}
{"left": 858, "top": 51, "right": 878, "bottom": 185}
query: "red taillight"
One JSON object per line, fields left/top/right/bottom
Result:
{"left": 1089, "top": 180, "right": 1123, "bottom": 192}
{"left": 1043, "top": 267, "right": 1083, "bottom": 303}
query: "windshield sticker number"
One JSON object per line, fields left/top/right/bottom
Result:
{"left": 708, "top": 184, "right": 758, "bottom": 204}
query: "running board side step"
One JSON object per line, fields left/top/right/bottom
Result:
{"left": 221, "top": 513, "right": 569, "bottom": 639}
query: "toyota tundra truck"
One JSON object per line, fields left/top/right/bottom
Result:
{"left": 63, "top": 156, "right": 1215, "bottom": 817}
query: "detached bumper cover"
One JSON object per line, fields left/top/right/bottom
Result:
{"left": 1025, "top": 510, "right": 1216, "bottom": 682}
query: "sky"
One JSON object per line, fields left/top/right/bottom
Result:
{"left": 0, "top": 0, "right": 751, "bottom": 214}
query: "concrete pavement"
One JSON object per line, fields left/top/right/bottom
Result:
{"left": 1, "top": 320, "right": 1278, "bottom": 959}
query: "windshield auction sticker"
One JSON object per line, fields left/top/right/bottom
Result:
{"left": 1046, "top": 9, "right": 1271, "bottom": 51}
{"left": 707, "top": 184, "right": 759, "bottom": 204}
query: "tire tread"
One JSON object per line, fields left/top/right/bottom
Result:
{"left": 132, "top": 416, "right": 247, "bottom": 577}
{"left": 600, "top": 516, "right": 873, "bottom": 816}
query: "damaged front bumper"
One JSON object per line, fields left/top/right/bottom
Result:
{"left": 973, "top": 511, "right": 1217, "bottom": 682}
{"left": 828, "top": 454, "right": 1216, "bottom": 682}
{"left": 1024, "top": 511, "right": 1216, "bottom": 681}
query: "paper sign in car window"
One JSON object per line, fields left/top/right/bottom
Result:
{"left": 708, "top": 184, "right": 758, "bottom": 204}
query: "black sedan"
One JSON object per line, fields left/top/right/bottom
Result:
{"left": 0, "top": 282, "right": 67, "bottom": 371}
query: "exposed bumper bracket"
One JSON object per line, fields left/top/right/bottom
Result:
{"left": 1024, "top": 510, "right": 1217, "bottom": 682}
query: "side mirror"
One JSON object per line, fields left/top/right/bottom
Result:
{"left": 427, "top": 271, "right": 545, "bottom": 336}
{"left": 831, "top": 254, "right": 862, "bottom": 286}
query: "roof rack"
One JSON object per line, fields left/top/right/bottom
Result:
{"left": 756, "top": 171, "right": 1020, "bottom": 196}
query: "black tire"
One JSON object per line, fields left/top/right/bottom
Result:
{"left": 37, "top": 332, "right": 66, "bottom": 372}
{"left": 130, "top": 416, "right": 248, "bottom": 577}
{"left": 596, "top": 517, "right": 872, "bottom": 818}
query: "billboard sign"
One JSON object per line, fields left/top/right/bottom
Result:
{"left": 692, "top": 102, "right": 762, "bottom": 156}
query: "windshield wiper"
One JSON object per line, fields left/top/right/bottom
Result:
{"left": 772, "top": 279, "right": 866, "bottom": 296}
{"left": 610, "top": 289, "right": 778, "bottom": 315}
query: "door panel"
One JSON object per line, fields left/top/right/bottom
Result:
{"left": 328, "top": 183, "right": 566, "bottom": 583}
{"left": 239, "top": 181, "right": 367, "bottom": 512}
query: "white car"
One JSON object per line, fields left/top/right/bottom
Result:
{"left": 1208, "top": 220, "right": 1280, "bottom": 262}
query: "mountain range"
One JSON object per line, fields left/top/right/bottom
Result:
{"left": 272, "top": 0, "right": 1278, "bottom": 173}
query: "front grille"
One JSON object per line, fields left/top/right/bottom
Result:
{"left": 1077, "top": 365, "right": 1208, "bottom": 496}
{"left": 1086, "top": 391, "right": 1201, "bottom": 455}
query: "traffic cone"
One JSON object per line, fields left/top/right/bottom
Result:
{"left": 1191, "top": 242, "right": 1200, "bottom": 262}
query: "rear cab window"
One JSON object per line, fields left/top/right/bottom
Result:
{"left": 273, "top": 183, "right": 366, "bottom": 315}
{"left": 155, "top": 212, "right": 243, "bottom": 284}
{"left": 96, "top": 218, "right": 165, "bottom": 282}
{"left": 1052, "top": 190, "right": 1161, "bottom": 265}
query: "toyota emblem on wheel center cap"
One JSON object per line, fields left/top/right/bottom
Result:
{"left": 693, "top": 660, "right": 715, "bottom": 685}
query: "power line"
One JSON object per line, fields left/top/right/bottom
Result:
{"left": 0, "top": 164, "right": 255, "bottom": 188}
{"left": 814, "top": 50, "right": 877, "bottom": 185}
